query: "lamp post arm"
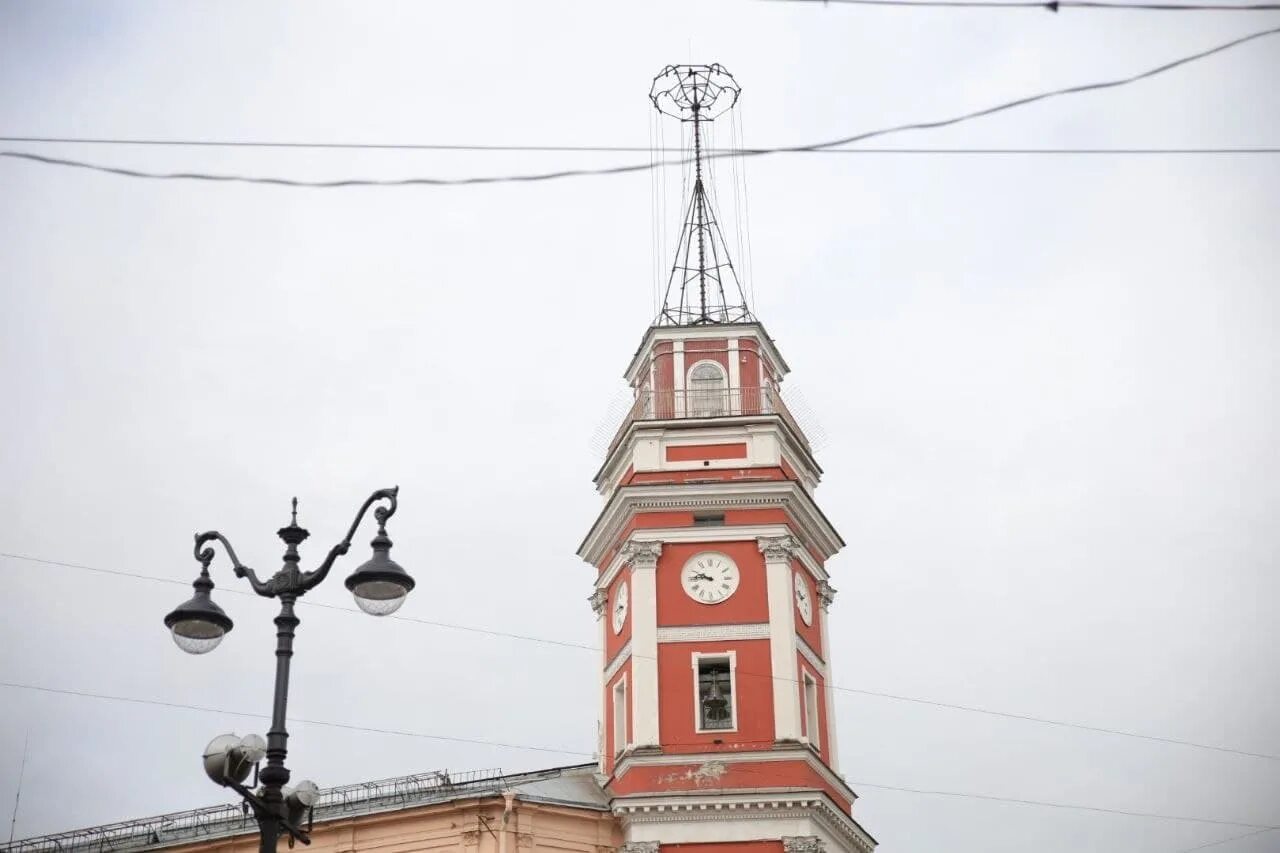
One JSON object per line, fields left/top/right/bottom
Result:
{"left": 193, "top": 531, "right": 270, "bottom": 592}
{"left": 299, "top": 486, "right": 398, "bottom": 590}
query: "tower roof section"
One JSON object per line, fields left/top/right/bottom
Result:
{"left": 622, "top": 321, "right": 790, "bottom": 386}
{"left": 650, "top": 64, "right": 754, "bottom": 327}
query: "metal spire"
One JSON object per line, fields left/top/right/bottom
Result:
{"left": 650, "top": 64, "right": 754, "bottom": 327}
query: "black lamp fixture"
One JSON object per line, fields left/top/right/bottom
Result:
{"left": 163, "top": 487, "right": 411, "bottom": 853}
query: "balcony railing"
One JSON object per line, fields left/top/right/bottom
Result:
{"left": 608, "top": 385, "right": 809, "bottom": 453}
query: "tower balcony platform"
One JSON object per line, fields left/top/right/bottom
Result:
{"left": 607, "top": 385, "right": 809, "bottom": 457}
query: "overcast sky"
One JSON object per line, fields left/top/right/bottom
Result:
{"left": 1, "top": 3, "right": 1278, "bottom": 852}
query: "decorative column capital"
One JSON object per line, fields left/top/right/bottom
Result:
{"left": 621, "top": 843, "right": 660, "bottom": 853}
{"left": 816, "top": 580, "right": 837, "bottom": 609}
{"left": 782, "top": 837, "right": 825, "bottom": 853}
{"left": 622, "top": 539, "right": 663, "bottom": 570}
{"left": 757, "top": 534, "right": 800, "bottom": 563}
{"left": 588, "top": 589, "right": 608, "bottom": 618}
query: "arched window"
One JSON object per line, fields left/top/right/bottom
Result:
{"left": 688, "top": 361, "right": 727, "bottom": 417}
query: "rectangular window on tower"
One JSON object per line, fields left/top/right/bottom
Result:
{"left": 802, "top": 670, "right": 821, "bottom": 750}
{"left": 612, "top": 677, "right": 627, "bottom": 757}
{"left": 695, "top": 654, "right": 736, "bottom": 732}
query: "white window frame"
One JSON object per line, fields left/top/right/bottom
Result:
{"left": 612, "top": 673, "right": 628, "bottom": 757}
{"left": 801, "top": 666, "right": 821, "bottom": 750}
{"left": 686, "top": 359, "right": 730, "bottom": 417}
{"left": 687, "top": 359, "right": 727, "bottom": 385}
{"left": 691, "top": 650, "right": 739, "bottom": 734}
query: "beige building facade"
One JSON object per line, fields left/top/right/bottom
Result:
{"left": 8, "top": 767, "right": 619, "bottom": 853}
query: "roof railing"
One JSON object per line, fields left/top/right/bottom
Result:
{"left": 608, "top": 385, "right": 809, "bottom": 454}
{"left": 3, "top": 768, "right": 505, "bottom": 853}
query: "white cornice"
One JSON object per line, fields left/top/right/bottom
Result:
{"left": 593, "top": 523, "right": 833, "bottom": 593}
{"left": 611, "top": 791, "right": 876, "bottom": 853}
{"left": 580, "top": 481, "right": 844, "bottom": 568}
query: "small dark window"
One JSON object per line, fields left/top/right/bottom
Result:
{"left": 698, "top": 657, "right": 734, "bottom": 730}
{"left": 693, "top": 512, "right": 725, "bottom": 527}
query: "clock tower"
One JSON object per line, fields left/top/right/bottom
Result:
{"left": 577, "top": 65, "right": 876, "bottom": 853}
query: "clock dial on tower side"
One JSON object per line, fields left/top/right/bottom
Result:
{"left": 612, "top": 580, "right": 629, "bottom": 634}
{"left": 681, "top": 552, "right": 740, "bottom": 604}
{"left": 794, "top": 570, "right": 813, "bottom": 626}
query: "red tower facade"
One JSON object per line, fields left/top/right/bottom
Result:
{"left": 579, "top": 323, "right": 877, "bottom": 853}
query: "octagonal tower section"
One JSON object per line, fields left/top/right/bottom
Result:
{"left": 580, "top": 321, "right": 875, "bottom": 853}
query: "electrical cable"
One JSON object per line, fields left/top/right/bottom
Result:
{"left": 2, "top": 26, "right": 1277, "bottom": 187}
{"left": 1, "top": 679, "right": 1276, "bottom": 831}
{"left": 3, "top": 550, "right": 1277, "bottom": 762}
{"left": 0, "top": 137, "right": 1275, "bottom": 155}
{"left": 0, "top": 680, "right": 591, "bottom": 757}
{"left": 767, "top": 0, "right": 1280, "bottom": 9}
{"left": 837, "top": 779, "right": 1280, "bottom": 829}
{"left": 0, "top": 551, "right": 598, "bottom": 652}
{"left": 1174, "top": 826, "right": 1280, "bottom": 851}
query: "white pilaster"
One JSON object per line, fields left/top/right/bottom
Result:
{"left": 816, "top": 580, "right": 840, "bottom": 771}
{"left": 673, "top": 341, "right": 686, "bottom": 417}
{"left": 624, "top": 539, "right": 663, "bottom": 748}
{"left": 760, "top": 535, "right": 802, "bottom": 741}
{"left": 590, "top": 589, "right": 609, "bottom": 771}
{"left": 728, "top": 338, "right": 741, "bottom": 413}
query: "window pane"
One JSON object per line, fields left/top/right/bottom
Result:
{"left": 698, "top": 659, "right": 733, "bottom": 730}
{"left": 688, "top": 364, "right": 727, "bottom": 417}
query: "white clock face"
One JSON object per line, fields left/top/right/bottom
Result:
{"left": 794, "top": 572, "right": 813, "bottom": 626}
{"left": 611, "top": 581, "right": 629, "bottom": 634}
{"left": 682, "top": 553, "right": 740, "bottom": 604}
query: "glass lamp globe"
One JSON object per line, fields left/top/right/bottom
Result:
{"left": 164, "top": 574, "right": 234, "bottom": 654}
{"left": 171, "top": 619, "right": 229, "bottom": 654}
{"left": 345, "top": 529, "right": 414, "bottom": 616}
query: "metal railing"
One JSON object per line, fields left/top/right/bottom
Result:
{"left": 608, "top": 385, "right": 809, "bottom": 452}
{"left": 3, "top": 768, "right": 505, "bottom": 853}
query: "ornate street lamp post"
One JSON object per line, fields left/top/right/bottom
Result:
{"left": 163, "top": 487, "right": 414, "bottom": 853}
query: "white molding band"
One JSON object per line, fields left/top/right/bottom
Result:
{"left": 657, "top": 623, "right": 770, "bottom": 643}
{"left": 604, "top": 641, "right": 632, "bottom": 683}
{"left": 797, "top": 634, "right": 825, "bottom": 671}
{"left": 614, "top": 793, "right": 876, "bottom": 853}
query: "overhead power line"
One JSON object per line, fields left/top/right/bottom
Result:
{"left": 1, "top": 25, "right": 1277, "bottom": 187}
{"left": 0, "top": 136, "right": 1275, "bottom": 155}
{"left": 4, "top": 550, "right": 1278, "bottom": 763}
{"left": 0, "top": 551, "right": 597, "bottom": 652}
{"left": 1, "top": 679, "right": 1276, "bottom": 831}
{"left": 0, "top": 680, "right": 591, "bottom": 757}
{"left": 839, "top": 779, "right": 1278, "bottom": 829}
{"left": 768, "top": 0, "right": 1280, "bottom": 10}
{"left": 1174, "top": 827, "right": 1280, "bottom": 851}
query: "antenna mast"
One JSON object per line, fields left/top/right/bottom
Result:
{"left": 650, "top": 64, "right": 753, "bottom": 327}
